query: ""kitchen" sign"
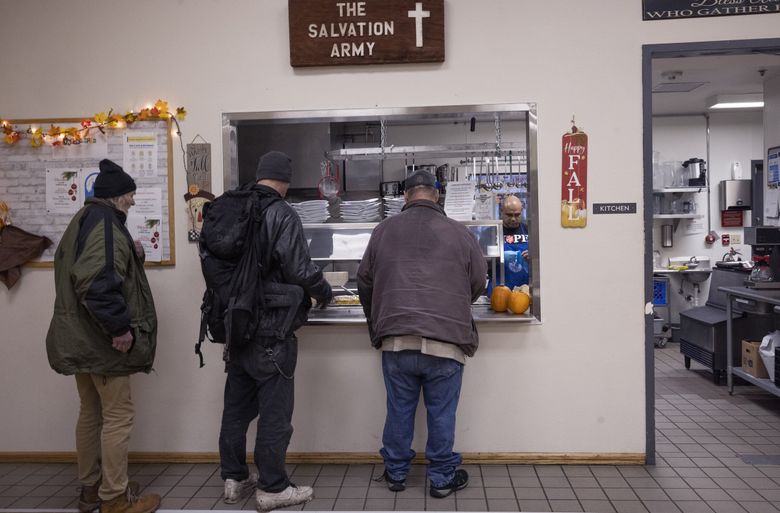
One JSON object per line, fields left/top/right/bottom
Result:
{"left": 289, "top": 0, "right": 444, "bottom": 67}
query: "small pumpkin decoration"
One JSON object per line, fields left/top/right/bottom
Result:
{"left": 507, "top": 287, "right": 531, "bottom": 314}
{"left": 490, "top": 285, "right": 511, "bottom": 312}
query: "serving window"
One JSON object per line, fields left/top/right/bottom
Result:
{"left": 223, "top": 104, "right": 540, "bottom": 321}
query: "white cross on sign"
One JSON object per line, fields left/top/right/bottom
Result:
{"left": 407, "top": 2, "right": 430, "bottom": 48}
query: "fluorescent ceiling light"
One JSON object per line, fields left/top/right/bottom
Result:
{"left": 707, "top": 93, "right": 764, "bottom": 110}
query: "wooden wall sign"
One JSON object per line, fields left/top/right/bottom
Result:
{"left": 561, "top": 123, "right": 588, "bottom": 228}
{"left": 289, "top": 0, "right": 444, "bottom": 67}
{"left": 643, "top": 0, "right": 780, "bottom": 20}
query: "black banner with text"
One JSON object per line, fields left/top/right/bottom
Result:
{"left": 643, "top": 0, "right": 780, "bottom": 20}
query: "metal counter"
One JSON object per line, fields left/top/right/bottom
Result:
{"left": 306, "top": 304, "right": 535, "bottom": 325}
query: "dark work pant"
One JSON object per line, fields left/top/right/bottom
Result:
{"left": 219, "top": 338, "right": 297, "bottom": 493}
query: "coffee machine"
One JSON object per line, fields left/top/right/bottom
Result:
{"left": 744, "top": 226, "right": 780, "bottom": 289}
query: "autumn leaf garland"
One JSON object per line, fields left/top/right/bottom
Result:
{"left": 1, "top": 99, "right": 187, "bottom": 147}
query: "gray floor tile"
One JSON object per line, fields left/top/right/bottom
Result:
{"left": 454, "top": 485, "right": 485, "bottom": 499}
{"left": 674, "top": 499, "right": 717, "bottom": 512}
{"left": 539, "top": 476, "right": 570, "bottom": 488}
{"left": 338, "top": 486, "right": 368, "bottom": 499}
{"left": 366, "top": 486, "right": 398, "bottom": 499}
{"left": 486, "top": 498, "right": 520, "bottom": 511}
{"left": 426, "top": 497, "right": 456, "bottom": 511}
{"left": 506, "top": 465, "right": 536, "bottom": 477}
{"left": 545, "top": 487, "right": 576, "bottom": 500}
{"left": 755, "top": 488, "right": 780, "bottom": 501}
{"left": 642, "top": 500, "right": 682, "bottom": 513}
{"left": 514, "top": 486, "right": 545, "bottom": 500}
{"left": 635, "top": 488, "right": 671, "bottom": 501}
{"left": 483, "top": 487, "right": 514, "bottom": 499}
{"left": 333, "top": 497, "right": 365, "bottom": 509}
{"left": 456, "top": 498, "right": 488, "bottom": 511}
{"left": 394, "top": 497, "right": 424, "bottom": 510}
{"left": 549, "top": 498, "right": 583, "bottom": 511}
{"left": 599, "top": 476, "right": 631, "bottom": 487}
{"left": 725, "top": 488, "right": 767, "bottom": 501}
{"left": 612, "top": 500, "right": 651, "bottom": 513}
{"left": 186, "top": 496, "right": 220, "bottom": 509}
{"left": 574, "top": 487, "right": 608, "bottom": 500}
{"left": 8, "top": 496, "right": 47, "bottom": 508}
{"left": 704, "top": 500, "right": 750, "bottom": 513}
{"left": 364, "top": 498, "right": 394, "bottom": 511}
{"left": 292, "top": 464, "right": 322, "bottom": 476}
{"left": 36, "top": 495, "right": 77, "bottom": 509}
{"left": 342, "top": 475, "right": 372, "bottom": 486}
{"left": 510, "top": 476, "right": 540, "bottom": 487}
{"left": 304, "top": 497, "right": 336, "bottom": 510}
{"left": 664, "top": 488, "right": 700, "bottom": 501}
{"left": 165, "top": 485, "right": 200, "bottom": 498}
{"left": 315, "top": 487, "right": 341, "bottom": 499}
{"left": 579, "top": 499, "right": 617, "bottom": 512}
{"left": 482, "top": 476, "right": 512, "bottom": 487}
{"left": 481, "top": 464, "right": 509, "bottom": 476}
{"left": 516, "top": 499, "right": 552, "bottom": 511}
{"left": 605, "top": 487, "right": 640, "bottom": 501}
{"left": 568, "top": 476, "right": 600, "bottom": 488}
{"left": 563, "top": 465, "right": 593, "bottom": 477}
{"left": 159, "top": 496, "right": 189, "bottom": 509}
{"left": 194, "top": 485, "right": 223, "bottom": 498}
{"left": 314, "top": 475, "right": 344, "bottom": 487}
{"left": 320, "top": 465, "right": 348, "bottom": 476}
{"left": 535, "top": 465, "right": 565, "bottom": 477}
{"left": 739, "top": 502, "right": 780, "bottom": 513}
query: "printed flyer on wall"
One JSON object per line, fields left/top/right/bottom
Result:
{"left": 45, "top": 168, "right": 82, "bottom": 214}
{"left": 127, "top": 187, "right": 163, "bottom": 262}
{"left": 124, "top": 131, "right": 158, "bottom": 178}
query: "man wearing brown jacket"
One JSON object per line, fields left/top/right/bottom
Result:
{"left": 357, "top": 170, "right": 487, "bottom": 499}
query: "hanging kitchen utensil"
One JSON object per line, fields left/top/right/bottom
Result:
{"left": 318, "top": 160, "right": 341, "bottom": 199}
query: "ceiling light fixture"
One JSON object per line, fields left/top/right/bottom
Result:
{"left": 706, "top": 93, "right": 764, "bottom": 110}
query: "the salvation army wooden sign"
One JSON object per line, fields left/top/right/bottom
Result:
{"left": 289, "top": 0, "right": 444, "bottom": 67}
{"left": 561, "top": 123, "right": 588, "bottom": 228}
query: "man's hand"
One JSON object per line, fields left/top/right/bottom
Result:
{"left": 521, "top": 250, "right": 529, "bottom": 260}
{"left": 112, "top": 331, "right": 133, "bottom": 353}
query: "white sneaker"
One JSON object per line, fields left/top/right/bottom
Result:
{"left": 255, "top": 484, "right": 314, "bottom": 512}
{"left": 224, "top": 473, "right": 258, "bottom": 504}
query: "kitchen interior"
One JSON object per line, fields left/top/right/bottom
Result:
{"left": 224, "top": 105, "right": 538, "bottom": 323}
{"left": 651, "top": 48, "right": 780, "bottom": 396}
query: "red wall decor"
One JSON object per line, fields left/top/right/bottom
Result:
{"left": 561, "top": 121, "right": 588, "bottom": 228}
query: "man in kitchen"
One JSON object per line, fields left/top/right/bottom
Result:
{"left": 357, "top": 170, "right": 487, "bottom": 499}
{"left": 487, "top": 194, "right": 529, "bottom": 295}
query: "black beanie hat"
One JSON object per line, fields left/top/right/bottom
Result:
{"left": 255, "top": 151, "right": 293, "bottom": 183}
{"left": 94, "top": 159, "right": 136, "bottom": 198}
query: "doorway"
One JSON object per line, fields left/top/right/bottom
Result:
{"left": 643, "top": 38, "right": 780, "bottom": 465}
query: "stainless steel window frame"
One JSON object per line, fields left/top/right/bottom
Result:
{"left": 222, "top": 103, "right": 540, "bottom": 321}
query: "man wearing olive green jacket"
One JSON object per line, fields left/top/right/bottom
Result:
{"left": 46, "top": 159, "right": 160, "bottom": 513}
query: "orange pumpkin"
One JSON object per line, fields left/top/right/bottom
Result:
{"left": 507, "top": 290, "right": 531, "bottom": 314}
{"left": 490, "top": 285, "right": 511, "bottom": 312}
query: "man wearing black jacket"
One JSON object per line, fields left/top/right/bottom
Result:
{"left": 218, "top": 151, "right": 332, "bottom": 512}
{"left": 357, "top": 170, "right": 487, "bottom": 499}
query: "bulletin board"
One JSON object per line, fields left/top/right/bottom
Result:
{"left": 0, "top": 118, "right": 175, "bottom": 266}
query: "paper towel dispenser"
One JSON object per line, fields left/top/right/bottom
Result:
{"left": 719, "top": 179, "right": 751, "bottom": 211}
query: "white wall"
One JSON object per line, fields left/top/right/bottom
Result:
{"left": 653, "top": 112, "right": 764, "bottom": 322}
{"left": 1, "top": 1, "right": 779, "bottom": 458}
{"left": 764, "top": 73, "right": 780, "bottom": 225}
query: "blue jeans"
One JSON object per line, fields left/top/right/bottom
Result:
{"left": 380, "top": 350, "right": 464, "bottom": 487}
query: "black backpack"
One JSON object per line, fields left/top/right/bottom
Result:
{"left": 195, "top": 185, "right": 303, "bottom": 367}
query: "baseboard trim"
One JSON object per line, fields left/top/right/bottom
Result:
{"left": 0, "top": 452, "right": 646, "bottom": 465}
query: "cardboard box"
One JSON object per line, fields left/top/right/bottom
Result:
{"left": 742, "top": 340, "right": 769, "bottom": 379}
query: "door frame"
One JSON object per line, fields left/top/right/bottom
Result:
{"left": 643, "top": 37, "right": 780, "bottom": 465}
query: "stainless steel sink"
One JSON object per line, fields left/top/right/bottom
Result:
{"left": 680, "top": 270, "right": 711, "bottom": 283}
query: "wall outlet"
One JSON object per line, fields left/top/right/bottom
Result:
{"left": 731, "top": 233, "right": 742, "bottom": 245}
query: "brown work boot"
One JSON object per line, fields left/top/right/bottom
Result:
{"left": 100, "top": 487, "right": 160, "bottom": 513}
{"left": 79, "top": 481, "right": 141, "bottom": 512}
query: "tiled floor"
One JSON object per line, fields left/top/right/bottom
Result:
{"left": 1, "top": 343, "right": 779, "bottom": 512}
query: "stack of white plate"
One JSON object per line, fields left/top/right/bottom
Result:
{"left": 290, "top": 200, "right": 329, "bottom": 223}
{"left": 340, "top": 198, "right": 382, "bottom": 222}
{"left": 383, "top": 197, "right": 405, "bottom": 218}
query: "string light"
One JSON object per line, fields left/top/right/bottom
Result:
{"left": 1, "top": 99, "right": 186, "bottom": 148}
